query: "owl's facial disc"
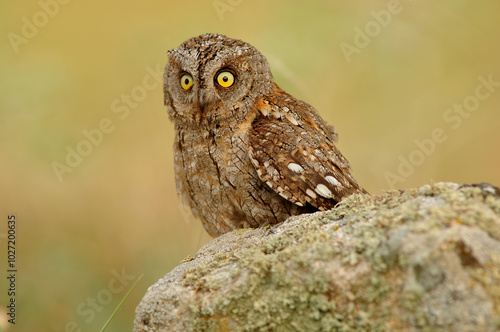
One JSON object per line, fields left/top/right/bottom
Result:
{"left": 165, "top": 34, "right": 275, "bottom": 121}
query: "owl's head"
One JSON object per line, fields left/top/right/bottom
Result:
{"left": 164, "top": 33, "right": 274, "bottom": 123}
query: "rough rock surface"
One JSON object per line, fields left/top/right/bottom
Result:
{"left": 134, "top": 183, "right": 500, "bottom": 331}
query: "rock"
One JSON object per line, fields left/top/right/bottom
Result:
{"left": 134, "top": 182, "right": 500, "bottom": 331}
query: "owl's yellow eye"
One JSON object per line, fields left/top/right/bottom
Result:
{"left": 216, "top": 71, "right": 235, "bottom": 88}
{"left": 180, "top": 73, "right": 193, "bottom": 90}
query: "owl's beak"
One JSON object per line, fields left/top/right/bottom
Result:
{"left": 198, "top": 88, "right": 206, "bottom": 108}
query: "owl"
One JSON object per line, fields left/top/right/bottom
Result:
{"left": 164, "top": 33, "right": 368, "bottom": 237}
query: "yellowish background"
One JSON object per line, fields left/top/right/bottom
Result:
{"left": 1, "top": 0, "right": 499, "bottom": 330}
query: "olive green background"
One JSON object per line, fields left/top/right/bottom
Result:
{"left": 1, "top": 0, "right": 499, "bottom": 330}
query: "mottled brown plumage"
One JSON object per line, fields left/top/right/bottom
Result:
{"left": 164, "top": 33, "right": 367, "bottom": 237}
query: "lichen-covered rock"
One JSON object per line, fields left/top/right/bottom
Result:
{"left": 134, "top": 183, "right": 500, "bottom": 331}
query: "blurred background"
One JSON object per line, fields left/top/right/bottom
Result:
{"left": 1, "top": 0, "right": 499, "bottom": 330}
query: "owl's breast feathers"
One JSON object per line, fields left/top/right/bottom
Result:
{"left": 248, "top": 85, "right": 368, "bottom": 211}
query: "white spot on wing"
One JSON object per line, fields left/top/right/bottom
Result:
{"left": 285, "top": 113, "right": 299, "bottom": 126}
{"left": 326, "top": 176, "right": 341, "bottom": 186}
{"left": 287, "top": 163, "right": 304, "bottom": 173}
{"left": 272, "top": 110, "right": 282, "bottom": 119}
{"left": 278, "top": 192, "right": 290, "bottom": 200}
{"left": 315, "top": 184, "right": 333, "bottom": 198}
{"left": 306, "top": 189, "right": 317, "bottom": 199}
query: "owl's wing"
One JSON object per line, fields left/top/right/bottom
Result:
{"left": 248, "top": 92, "right": 367, "bottom": 210}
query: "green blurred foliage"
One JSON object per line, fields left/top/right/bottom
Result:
{"left": 0, "top": 0, "right": 499, "bottom": 330}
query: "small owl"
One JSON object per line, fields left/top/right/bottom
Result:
{"left": 164, "top": 33, "right": 368, "bottom": 237}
